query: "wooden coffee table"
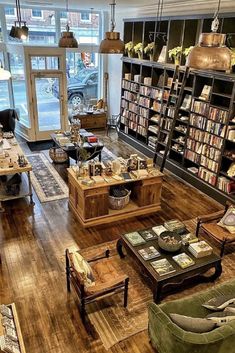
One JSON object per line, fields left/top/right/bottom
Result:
{"left": 116, "top": 230, "right": 222, "bottom": 303}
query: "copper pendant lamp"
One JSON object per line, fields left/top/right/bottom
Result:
{"left": 99, "top": 0, "right": 124, "bottom": 54}
{"left": 187, "top": 0, "right": 231, "bottom": 71}
{"left": 58, "top": 0, "right": 78, "bottom": 48}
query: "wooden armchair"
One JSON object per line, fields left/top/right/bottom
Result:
{"left": 65, "top": 249, "right": 129, "bottom": 323}
{"left": 196, "top": 201, "right": 235, "bottom": 257}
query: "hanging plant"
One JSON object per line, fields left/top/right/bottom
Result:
{"left": 168, "top": 46, "right": 182, "bottom": 65}
{"left": 134, "top": 42, "right": 144, "bottom": 59}
{"left": 125, "top": 41, "right": 134, "bottom": 57}
{"left": 144, "top": 42, "right": 155, "bottom": 61}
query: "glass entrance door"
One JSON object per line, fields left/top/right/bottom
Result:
{"left": 31, "top": 73, "right": 66, "bottom": 140}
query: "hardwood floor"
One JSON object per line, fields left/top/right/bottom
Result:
{"left": 0, "top": 133, "right": 223, "bottom": 353}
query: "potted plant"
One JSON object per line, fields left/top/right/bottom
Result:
{"left": 125, "top": 41, "right": 134, "bottom": 58}
{"left": 168, "top": 46, "right": 183, "bottom": 65}
{"left": 144, "top": 42, "right": 155, "bottom": 61}
{"left": 134, "top": 42, "right": 144, "bottom": 60}
{"left": 183, "top": 46, "right": 194, "bottom": 64}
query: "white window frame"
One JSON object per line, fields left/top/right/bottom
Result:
{"left": 31, "top": 9, "right": 43, "bottom": 19}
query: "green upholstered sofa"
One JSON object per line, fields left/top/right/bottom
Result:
{"left": 148, "top": 279, "right": 235, "bottom": 353}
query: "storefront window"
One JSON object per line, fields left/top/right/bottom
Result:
{"left": 5, "top": 8, "right": 56, "bottom": 44}
{"left": 9, "top": 53, "right": 29, "bottom": 127}
{"left": 66, "top": 52, "right": 99, "bottom": 109}
{"left": 0, "top": 53, "right": 11, "bottom": 111}
{"left": 60, "top": 11, "right": 100, "bottom": 44}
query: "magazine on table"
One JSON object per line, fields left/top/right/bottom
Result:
{"left": 152, "top": 225, "right": 167, "bottom": 236}
{"left": 138, "top": 246, "right": 160, "bottom": 260}
{"left": 124, "top": 232, "right": 146, "bottom": 246}
{"left": 181, "top": 232, "right": 198, "bottom": 245}
{"left": 139, "top": 229, "right": 158, "bottom": 241}
{"left": 172, "top": 252, "right": 195, "bottom": 269}
{"left": 151, "top": 258, "right": 176, "bottom": 276}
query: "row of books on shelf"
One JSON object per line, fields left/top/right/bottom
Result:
{"left": 150, "top": 114, "right": 161, "bottom": 124}
{"left": 191, "top": 100, "right": 229, "bottom": 124}
{"left": 148, "top": 125, "right": 159, "bottom": 135}
{"left": 206, "top": 120, "right": 225, "bottom": 136}
{"left": 217, "top": 176, "right": 235, "bottom": 194}
{"left": 148, "top": 135, "right": 158, "bottom": 149}
{"left": 198, "top": 167, "right": 217, "bottom": 186}
{"left": 139, "top": 96, "right": 151, "bottom": 108}
{"left": 137, "top": 125, "right": 147, "bottom": 136}
{"left": 162, "top": 118, "right": 172, "bottom": 131}
{"left": 139, "top": 116, "right": 148, "bottom": 127}
{"left": 122, "top": 79, "right": 139, "bottom": 92}
{"left": 185, "top": 149, "right": 200, "bottom": 164}
{"left": 123, "top": 90, "right": 138, "bottom": 101}
{"left": 190, "top": 114, "right": 207, "bottom": 129}
{"left": 140, "top": 106, "right": 149, "bottom": 118}
{"left": 139, "top": 85, "right": 152, "bottom": 97}
{"left": 200, "top": 155, "right": 219, "bottom": 173}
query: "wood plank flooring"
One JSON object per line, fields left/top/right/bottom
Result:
{"left": 0, "top": 133, "right": 223, "bottom": 353}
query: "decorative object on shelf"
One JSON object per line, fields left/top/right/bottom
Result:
{"left": 0, "top": 60, "right": 11, "bottom": 81}
{"left": 187, "top": 0, "right": 231, "bottom": 71}
{"left": 183, "top": 46, "right": 194, "bottom": 60}
{"left": 17, "top": 154, "right": 28, "bottom": 167}
{"left": 49, "top": 147, "right": 69, "bottom": 164}
{"left": 9, "top": 0, "right": 29, "bottom": 40}
{"left": 168, "top": 46, "right": 182, "bottom": 65}
{"left": 144, "top": 42, "right": 155, "bottom": 61}
{"left": 58, "top": 0, "right": 78, "bottom": 48}
{"left": 158, "top": 45, "right": 167, "bottom": 63}
{"left": 158, "top": 231, "right": 182, "bottom": 252}
{"left": 70, "top": 117, "right": 81, "bottom": 144}
{"left": 134, "top": 43, "right": 144, "bottom": 60}
{"left": 99, "top": 0, "right": 124, "bottom": 54}
{"left": 125, "top": 41, "right": 134, "bottom": 58}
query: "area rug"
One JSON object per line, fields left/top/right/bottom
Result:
{"left": 27, "top": 140, "right": 54, "bottom": 152}
{"left": 78, "top": 221, "right": 234, "bottom": 350}
{"left": 79, "top": 241, "right": 153, "bottom": 350}
{"left": 27, "top": 153, "right": 68, "bottom": 202}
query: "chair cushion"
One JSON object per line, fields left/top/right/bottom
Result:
{"left": 217, "top": 206, "right": 235, "bottom": 234}
{"left": 70, "top": 252, "right": 95, "bottom": 287}
{"left": 206, "top": 311, "right": 235, "bottom": 326}
{"left": 202, "top": 295, "right": 235, "bottom": 311}
{"left": 201, "top": 222, "right": 235, "bottom": 242}
{"left": 169, "top": 313, "right": 215, "bottom": 333}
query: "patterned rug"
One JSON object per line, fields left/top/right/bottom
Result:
{"left": 27, "top": 153, "right": 68, "bottom": 203}
{"left": 78, "top": 220, "right": 235, "bottom": 350}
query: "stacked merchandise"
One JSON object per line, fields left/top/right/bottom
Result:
{"left": 198, "top": 167, "right": 217, "bottom": 186}
{"left": 0, "top": 305, "right": 21, "bottom": 353}
{"left": 139, "top": 85, "right": 152, "bottom": 96}
{"left": 217, "top": 176, "right": 235, "bottom": 194}
{"left": 188, "top": 241, "right": 213, "bottom": 258}
{"left": 122, "top": 79, "right": 139, "bottom": 92}
{"left": 151, "top": 88, "right": 162, "bottom": 100}
{"left": 139, "top": 107, "right": 149, "bottom": 118}
{"left": 148, "top": 136, "right": 158, "bottom": 149}
{"left": 139, "top": 96, "right": 150, "bottom": 108}
{"left": 123, "top": 90, "right": 138, "bottom": 102}
{"left": 192, "top": 100, "right": 209, "bottom": 116}
{"left": 209, "top": 107, "right": 228, "bottom": 124}
{"left": 204, "top": 132, "right": 223, "bottom": 149}
{"left": 190, "top": 114, "right": 206, "bottom": 129}
{"left": 139, "top": 116, "right": 148, "bottom": 128}
{"left": 150, "top": 114, "right": 161, "bottom": 123}
{"left": 200, "top": 156, "right": 219, "bottom": 173}
{"left": 148, "top": 125, "right": 159, "bottom": 135}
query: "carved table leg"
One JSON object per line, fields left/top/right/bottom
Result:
{"left": 116, "top": 238, "right": 125, "bottom": 258}
{"left": 210, "top": 260, "right": 222, "bottom": 281}
{"left": 153, "top": 282, "right": 162, "bottom": 303}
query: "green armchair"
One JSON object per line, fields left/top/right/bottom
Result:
{"left": 148, "top": 279, "right": 235, "bottom": 353}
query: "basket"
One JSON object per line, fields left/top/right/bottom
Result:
{"left": 49, "top": 147, "right": 69, "bottom": 164}
{"left": 109, "top": 190, "right": 131, "bottom": 210}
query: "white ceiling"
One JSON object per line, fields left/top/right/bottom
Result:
{"left": 1, "top": 0, "right": 235, "bottom": 16}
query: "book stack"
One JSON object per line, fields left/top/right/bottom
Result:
{"left": 172, "top": 252, "right": 195, "bottom": 268}
{"left": 164, "top": 219, "right": 186, "bottom": 234}
{"left": 0, "top": 305, "right": 21, "bottom": 353}
{"left": 144, "top": 77, "right": 152, "bottom": 86}
{"left": 188, "top": 241, "right": 213, "bottom": 258}
{"left": 198, "top": 167, "right": 217, "bottom": 186}
{"left": 199, "top": 85, "right": 211, "bottom": 101}
{"left": 217, "top": 176, "right": 235, "bottom": 194}
{"left": 181, "top": 232, "right": 198, "bottom": 245}
{"left": 138, "top": 246, "right": 160, "bottom": 260}
{"left": 148, "top": 136, "right": 158, "bottom": 149}
{"left": 152, "top": 225, "right": 167, "bottom": 236}
{"left": 124, "top": 232, "right": 146, "bottom": 246}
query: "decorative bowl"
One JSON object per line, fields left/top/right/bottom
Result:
{"left": 158, "top": 231, "right": 182, "bottom": 252}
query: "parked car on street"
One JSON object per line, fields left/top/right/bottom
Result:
{"left": 52, "top": 68, "right": 98, "bottom": 107}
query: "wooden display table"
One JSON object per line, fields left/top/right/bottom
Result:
{"left": 72, "top": 112, "right": 107, "bottom": 130}
{"left": 0, "top": 303, "right": 26, "bottom": 353}
{"left": 0, "top": 138, "right": 33, "bottom": 212}
{"left": 68, "top": 169, "right": 163, "bottom": 227}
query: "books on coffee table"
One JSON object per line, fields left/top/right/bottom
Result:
{"left": 164, "top": 219, "right": 187, "bottom": 234}
{"left": 124, "top": 232, "right": 146, "bottom": 246}
{"left": 188, "top": 241, "right": 213, "bottom": 258}
{"left": 138, "top": 246, "right": 160, "bottom": 260}
{"left": 151, "top": 258, "right": 176, "bottom": 276}
{"left": 181, "top": 232, "right": 198, "bottom": 245}
{"left": 172, "top": 252, "right": 195, "bottom": 269}
{"left": 152, "top": 225, "right": 167, "bottom": 236}
{"left": 139, "top": 229, "right": 158, "bottom": 241}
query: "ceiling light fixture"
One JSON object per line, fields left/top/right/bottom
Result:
{"left": 187, "top": 0, "right": 231, "bottom": 71}
{"left": 9, "top": 0, "right": 29, "bottom": 40}
{"left": 58, "top": 0, "right": 78, "bottom": 48}
{"left": 99, "top": 0, "right": 124, "bottom": 54}
{"left": 0, "top": 60, "right": 11, "bottom": 81}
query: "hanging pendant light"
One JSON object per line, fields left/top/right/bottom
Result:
{"left": 99, "top": 0, "right": 124, "bottom": 54}
{"left": 0, "top": 60, "right": 11, "bottom": 81}
{"left": 58, "top": 0, "right": 78, "bottom": 48}
{"left": 187, "top": 0, "right": 231, "bottom": 71}
{"left": 9, "top": 0, "right": 29, "bottom": 40}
